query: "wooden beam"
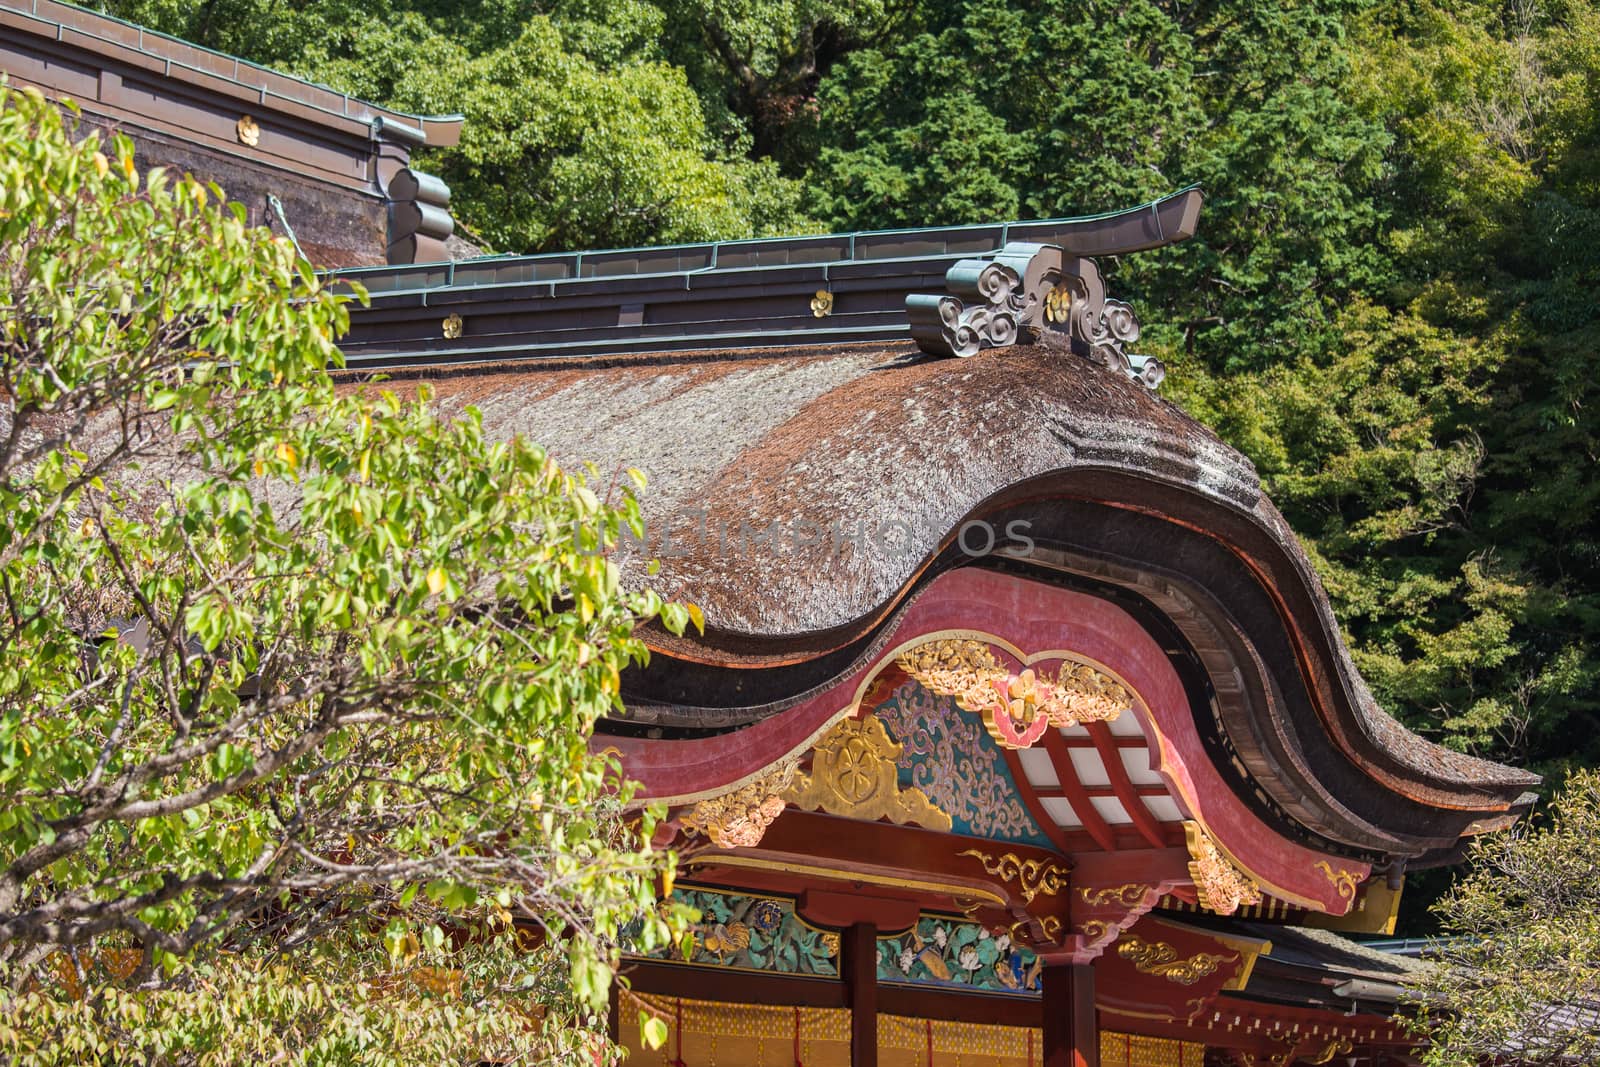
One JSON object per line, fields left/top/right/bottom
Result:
{"left": 876, "top": 984, "right": 1039, "bottom": 1027}
{"left": 619, "top": 958, "right": 845, "bottom": 1008}
{"left": 1031, "top": 784, "right": 1170, "bottom": 799}
{"left": 1043, "top": 963, "right": 1098, "bottom": 1067}
{"left": 844, "top": 922, "right": 878, "bottom": 1067}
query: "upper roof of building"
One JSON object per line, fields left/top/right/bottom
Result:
{"left": 1, "top": 0, "right": 462, "bottom": 147}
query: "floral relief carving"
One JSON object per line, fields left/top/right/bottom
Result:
{"left": 896, "top": 639, "right": 1130, "bottom": 750}
{"left": 678, "top": 757, "right": 798, "bottom": 849}
{"left": 878, "top": 918, "right": 1042, "bottom": 992}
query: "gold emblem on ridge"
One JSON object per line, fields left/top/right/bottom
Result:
{"left": 783, "top": 715, "right": 951, "bottom": 831}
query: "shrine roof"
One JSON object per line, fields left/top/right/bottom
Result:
{"left": 356, "top": 334, "right": 1536, "bottom": 822}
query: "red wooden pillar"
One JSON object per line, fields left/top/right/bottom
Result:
{"left": 843, "top": 922, "right": 878, "bottom": 1067}
{"left": 1042, "top": 963, "right": 1098, "bottom": 1067}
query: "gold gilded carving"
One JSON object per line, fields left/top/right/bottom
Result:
{"left": 1116, "top": 937, "right": 1236, "bottom": 986}
{"left": 1303, "top": 1036, "right": 1354, "bottom": 1064}
{"left": 679, "top": 758, "right": 798, "bottom": 848}
{"left": 1078, "top": 920, "right": 1111, "bottom": 941}
{"left": 1185, "top": 822, "right": 1263, "bottom": 916}
{"left": 783, "top": 716, "right": 953, "bottom": 831}
{"left": 897, "top": 640, "right": 1007, "bottom": 713}
{"left": 236, "top": 115, "right": 260, "bottom": 146}
{"left": 1314, "top": 861, "right": 1361, "bottom": 902}
{"left": 701, "top": 921, "right": 751, "bottom": 960}
{"left": 958, "top": 849, "right": 1068, "bottom": 904}
{"left": 897, "top": 639, "right": 1130, "bottom": 750}
{"left": 442, "top": 313, "right": 464, "bottom": 339}
{"left": 810, "top": 290, "right": 834, "bottom": 317}
{"left": 1044, "top": 283, "right": 1073, "bottom": 325}
{"left": 1077, "top": 883, "right": 1149, "bottom": 907}
{"left": 1009, "top": 915, "right": 1064, "bottom": 946}
{"left": 1042, "top": 663, "right": 1133, "bottom": 728}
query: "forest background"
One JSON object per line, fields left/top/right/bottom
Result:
{"left": 101, "top": 0, "right": 1600, "bottom": 926}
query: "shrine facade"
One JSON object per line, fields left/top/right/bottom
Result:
{"left": 3, "top": 10, "right": 1541, "bottom": 1063}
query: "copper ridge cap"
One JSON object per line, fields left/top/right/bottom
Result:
{"left": 333, "top": 185, "right": 1204, "bottom": 293}
{"left": 5, "top": 0, "right": 465, "bottom": 145}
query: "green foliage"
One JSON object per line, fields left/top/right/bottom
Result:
{"left": 0, "top": 83, "right": 687, "bottom": 1063}
{"left": 1409, "top": 771, "right": 1600, "bottom": 1066}
{"left": 652, "top": 0, "right": 916, "bottom": 167}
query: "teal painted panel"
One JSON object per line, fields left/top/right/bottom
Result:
{"left": 874, "top": 681, "right": 1053, "bottom": 849}
{"left": 877, "top": 916, "right": 1042, "bottom": 995}
{"left": 630, "top": 887, "right": 840, "bottom": 977}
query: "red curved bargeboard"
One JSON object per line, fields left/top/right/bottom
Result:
{"left": 600, "top": 568, "right": 1369, "bottom": 914}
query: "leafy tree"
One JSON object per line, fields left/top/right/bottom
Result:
{"left": 1209, "top": 0, "right": 1600, "bottom": 776}
{"left": 1409, "top": 770, "right": 1600, "bottom": 1066}
{"left": 0, "top": 83, "right": 685, "bottom": 1063}
{"left": 653, "top": 0, "right": 920, "bottom": 168}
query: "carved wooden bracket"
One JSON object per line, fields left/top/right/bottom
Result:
{"left": 1184, "top": 821, "right": 1264, "bottom": 915}
{"left": 905, "top": 243, "right": 1165, "bottom": 388}
{"left": 1064, "top": 881, "right": 1172, "bottom": 963}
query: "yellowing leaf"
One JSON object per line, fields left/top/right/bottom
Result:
{"left": 275, "top": 441, "right": 297, "bottom": 468}
{"left": 640, "top": 1013, "right": 668, "bottom": 1050}
{"left": 92, "top": 151, "right": 108, "bottom": 178}
{"left": 427, "top": 566, "right": 446, "bottom": 595}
